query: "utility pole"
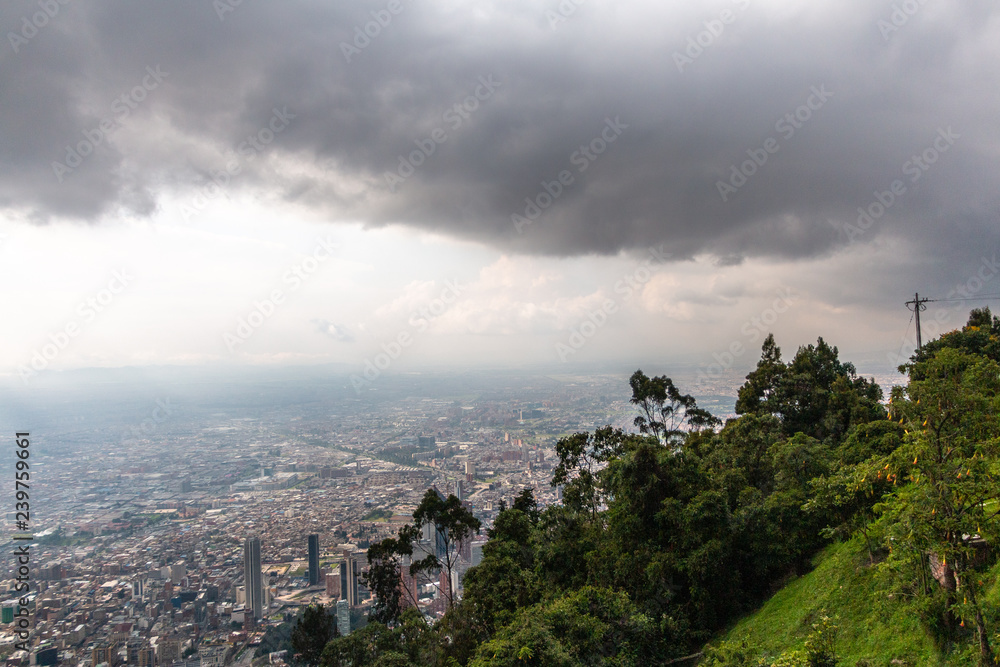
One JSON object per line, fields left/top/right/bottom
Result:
{"left": 905, "top": 293, "right": 930, "bottom": 352}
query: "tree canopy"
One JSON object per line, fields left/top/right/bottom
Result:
{"left": 316, "top": 314, "right": 1000, "bottom": 665}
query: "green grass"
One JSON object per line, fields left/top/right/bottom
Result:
{"left": 363, "top": 508, "right": 394, "bottom": 521}
{"left": 712, "top": 538, "right": 955, "bottom": 666}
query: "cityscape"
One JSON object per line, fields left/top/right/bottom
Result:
{"left": 3, "top": 0, "right": 997, "bottom": 663}
{"left": 0, "top": 362, "right": 903, "bottom": 666}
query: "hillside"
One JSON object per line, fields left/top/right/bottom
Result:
{"left": 710, "top": 537, "right": 1000, "bottom": 665}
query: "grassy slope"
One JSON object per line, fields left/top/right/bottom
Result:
{"left": 710, "top": 538, "right": 960, "bottom": 666}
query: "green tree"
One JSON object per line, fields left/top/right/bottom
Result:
{"left": 875, "top": 347, "right": 1000, "bottom": 663}
{"left": 909, "top": 307, "right": 1000, "bottom": 370}
{"left": 552, "top": 427, "right": 631, "bottom": 520}
{"left": 364, "top": 534, "right": 415, "bottom": 627}
{"left": 319, "top": 608, "right": 431, "bottom": 667}
{"left": 411, "top": 488, "right": 481, "bottom": 611}
{"left": 737, "top": 335, "right": 884, "bottom": 444}
{"left": 802, "top": 615, "right": 838, "bottom": 667}
{"left": 629, "top": 370, "right": 720, "bottom": 445}
{"left": 461, "top": 491, "right": 542, "bottom": 640}
{"left": 706, "top": 413, "right": 784, "bottom": 495}
{"left": 834, "top": 419, "right": 904, "bottom": 467}
{"left": 735, "top": 333, "right": 786, "bottom": 419}
{"left": 320, "top": 622, "right": 405, "bottom": 667}
{"left": 701, "top": 638, "right": 768, "bottom": 667}
{"left": 364, "top": 489, "right": 481, "bottom": 625}
{"left": 469, "top": 587, "right": 668, "bottom": 666}
{"left": 291, "top": 604, "right": 336, "bottom": 666}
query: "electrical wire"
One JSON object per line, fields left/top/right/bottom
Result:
{"left": 925, "top": 293, "right": 1000, "bottom": 303}
{"left": 894, "top": 310, "right": 915, "bottom": 367}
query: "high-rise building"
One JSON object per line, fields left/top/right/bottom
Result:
{"left": 471, "top": 540, "right": 486, "bottom": 567}
{"left": 349, "top": 555, "right": 360, "bottom": 606}
{"left": 32, "top": 645, "right": 59, "bottom": 667}
{"left": 156, "top": 637, "right": 181, "bottom": 664}
{"left": 136, "top": 644, "right": 155, "bottom": 667}
{"left": 132, "top": 578, "right": 146, "bottom": 600}
{"left": 307, "top": 534, "right": 320, "bottom": 586}
{"left": 339, "top": 555, "right": 359, "bottom": 607}
{"left": 336, "top": 599, "right": 350, "bottom": 636}
{"left": 244, "top": 536, "right": 264, "bottom": 619}
{"left": 91, "top": 641, "right": 121, "bottom": 667}
{"left": 127, "top": 639, "right": 155, "bottom": 667}
{"left": 399, "top": 556, "right": 418, "bottom": 609}
{"left": 325, "top": 572, "right": 340, "bottom": 599}
{"left": 459, "top": 536, "right": 472, "bottom": 562}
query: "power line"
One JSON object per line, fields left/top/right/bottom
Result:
{"left": 904, "top": 292, "right": 1000, "bottom": 353}
{"left": 894, "top": 309, "right": 915, "bottom": 367}
{"left": 923, "top": 293, "right": 1000, "bottom": 303}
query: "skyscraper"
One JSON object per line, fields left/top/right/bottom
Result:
{"left": 325, "top": 572, "right": 340, "bottom": 599}
{"left": 339, "top": 554, "right": 359, "bottom": 607}
{"left": 307, "top": 534, "right": 320, "bottom": 586}
{"left": 339, "top": 559, "right": 347, "bottom": 603}
{"left": 399, "top": 555, "right": 418, "bottom": 609}
{"left": 348, "top": 557, "right": 359, "bottom": 606}
{"left": 244, "top": 536, "right": 263, "bottom": 619}
{"left": 336, "top": 599, "right": 350, "bottom": 636}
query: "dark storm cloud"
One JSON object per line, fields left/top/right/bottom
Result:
{"left": 2, "top": 0, "right": 998, "bottom": 264}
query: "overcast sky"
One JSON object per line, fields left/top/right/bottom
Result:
{"left": 2, "top": 0, "right": 999, "bottom": 384}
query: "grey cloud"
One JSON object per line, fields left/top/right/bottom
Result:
{"left": 2, "top": 0, "right": 998, "bottom": 269}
